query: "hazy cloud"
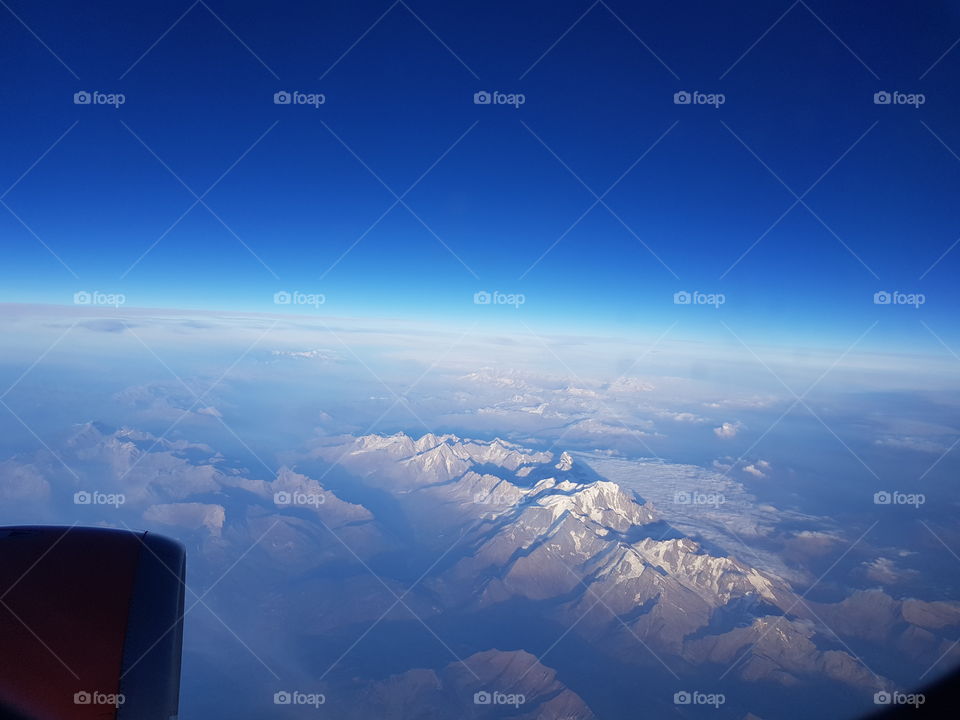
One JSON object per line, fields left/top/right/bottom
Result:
{"left": 714, "top": 421, "right": 743, "bottom": 439}
{"left": 743, "top": 460, "right": 772, "bottom": 478}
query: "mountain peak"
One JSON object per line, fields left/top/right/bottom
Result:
{"left": 537, "top": 479, "right": 657, "bottom": 532}
{"left": 555, "top": 451, "right": 574, "bottom": 471}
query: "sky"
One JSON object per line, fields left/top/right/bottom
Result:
{"left": 1, "top": 0, "right": 960, "bottom": 353}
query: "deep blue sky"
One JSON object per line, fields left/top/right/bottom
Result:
{"left": 1, "top": 0, "right": 959, "bottom": 351}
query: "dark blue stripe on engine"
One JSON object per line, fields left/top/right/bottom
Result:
{"left": 117, "top": 532, "right": 186, "bottom": 720}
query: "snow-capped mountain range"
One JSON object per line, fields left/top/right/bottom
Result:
{"left": 304, "top": 432, "right": 958, "bottom": 700}
{"left": 8, "top": 424, "right": 959, "bottom": 718}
